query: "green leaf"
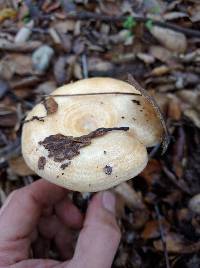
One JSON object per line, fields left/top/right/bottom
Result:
{"left": 123, "top": 16, "right": 137, "bottom": 30}
{"left": 145, "top": 19, "right": 153, "bottom": 31}
{"left": 22, "top": 11, "right": 31, "bottom": 24}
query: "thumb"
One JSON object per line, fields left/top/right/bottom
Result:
{"left": 69, "top": 191, "right": 121, "bottom": 268}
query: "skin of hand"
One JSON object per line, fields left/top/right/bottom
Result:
{"left": 0, "top": 179, "right": 121, "bottom": 268}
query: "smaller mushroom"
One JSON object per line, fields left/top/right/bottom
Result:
{"left": 22, "top": 77, "right": 168, "bottom": 192}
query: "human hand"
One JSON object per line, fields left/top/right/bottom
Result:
{"left": 0, "top": 179, "right": 121, "bottom": 268}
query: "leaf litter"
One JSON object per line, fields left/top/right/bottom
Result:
{"left": 0, "top": 0, "right": 200, "bottom": 266}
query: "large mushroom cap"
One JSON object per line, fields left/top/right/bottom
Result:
{"left": 22, "top": 77, "right": 164, "bottom": 192}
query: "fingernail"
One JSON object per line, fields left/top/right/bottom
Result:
{"left": 102, "top": 191, "right": 116, "bottom": 214}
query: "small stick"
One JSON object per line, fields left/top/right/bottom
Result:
{"left": 43, "top": 92, "right": 142, "bottom": 98}
{"left": 65, "top": 12, "right": 200, "bottom": 38}
{"left": 162, "top": 165, "right": 191, "bottom": 195}
{"left": 23, "top": 116, "right": 45, "bottom": 124}
{"left": 155, "top": 204, "right": 171, "bottom": 268}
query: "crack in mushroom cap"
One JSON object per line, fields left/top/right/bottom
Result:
{"left": 22, "top": 77, "right": 163, "bottom": 192}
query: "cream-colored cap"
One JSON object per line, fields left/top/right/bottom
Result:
{"left": 22, "top": 77, "right": 164, "bottom": 192}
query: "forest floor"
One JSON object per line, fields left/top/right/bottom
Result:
{"left": 0, "top": 1, "right": 200, "bottom": 267}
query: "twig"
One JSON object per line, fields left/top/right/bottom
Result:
{"left": 23, "top": 116, "right": 46, "bottom": 124}
{"left": 162, "top": 165, "right": 191, "bottom": 194}
{"left": 66, "top": 12, "right": 200, "bottom": 38}
{"left": 154, "top": 204, "right": 171, "bottom": 268}
{"left": 148, "top": 143, "right": 161, "bottom": 158}
{"left": 0, "top": 40, "right": 42, "bottom": 52}
{"left": 10, "top": 76, "right": 42, "bottom": 89}
{"left": 44, "top": 92, "right": 142, "bottom": 98}
{"left": 81, "top": 54, "right": 88, "bottom": 78}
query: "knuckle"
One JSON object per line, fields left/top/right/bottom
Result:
{"left": 10, "top": 189, "right": 21, "bottom": 199}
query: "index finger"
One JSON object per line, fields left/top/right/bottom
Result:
{"left": 0, "top": 179, "right": 67, "bottom": 241}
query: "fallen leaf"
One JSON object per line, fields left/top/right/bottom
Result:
{"left": 184, "top": 109, "right": 200, "bottom": 128}
{"left": 189, "top": 194, "right": 200, "bottom": 215}
{"left": 0, "top": 107, "right": 17, "bottom": 127}
{"left": 54, "top": 20, "right": 76, "bottom": 33}
{"left": 151, "top": 65, "right": 170, "bottom": 76}
{"left": 0, "top": 8, "right": 17, "bottom": 23}
{"left": 54, "top": 56, "right": 67, "bottom": 86}
{"left": 0, "top": 39, "right": 42, "bottom": 52}
{"left": 2, "top": 54, "right": 33, "bottom": 76}
{"left": 43, "top": 97, "right": 58, "bottom": 115}
{"left": 154, "top": 232, "right": 200, "bottom": 253}
{"left": 0, "top": 80, "right": 9, "bottom": 99}
{"left": 137, "top": 52, "right": 155, "bottom": 64}
{"left": 15, "top": 20, "right": 34, "bottom": 43}
{"left": 88, "top": 57, "right": 113, "bottom": 72}
{"left": 114, "top": 182, "right": 145, "bottom": 210}
{"left": 167, "top": 95, "right": 182, "bottom": 120}
{"left": 150, "top": 26, "right": 187, "bottom": 53}
{"left": 9, "top": 156, "right": 34, "bottom": 176}
{"left": 163, "top": 12, "right": 189, "bottom": 20}
{"left": 32, "top": 45, "right": 54, "bottom": 72}
{"left": 73, "top": 62, "right": 83, "bottom": 79}
{"left": 149, "top": 45, "right": 172, "bottom": 63}
{"left": 35, "top": 81, "right": 56, "bottom": 96}
{"left": 142, "top": 220, "right": 170, "bottom": 240}
{"left": 141, "top": 159, "right": 162, "bottom": 186}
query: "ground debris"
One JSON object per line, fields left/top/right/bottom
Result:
{"left": 39, "top": 127, "right": 129, "bottom": 162}
{"left": 0, "top": 0, "right": 200, "bottom": 265}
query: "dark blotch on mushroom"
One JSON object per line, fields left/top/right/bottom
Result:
{"left": 132, "top": 99, "right": 140, "bottom": 105}
{"left": 61, "top": 161, "right": 71, "bottom": 170}
{"left": 38, "top": 156, "right": 46, "bottom": 170}
{"left": 103, "top": 165, "right": 112, "bottom": 175}
{"left": 38, "top": 127, "right": 129, "bottom": 163}
{"left": 104, "top": 150, "right": 107, "bottom": 154}
{"left": 121, "top": 116, "right": 125, "bottom": 119}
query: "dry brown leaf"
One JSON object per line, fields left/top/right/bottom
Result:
{"left": 0, "top": 39, "right": 42, "bottom": 52}
{"left": 167, "top": 96, "right": 182, "bottom": 120}
{"left": 9, "top": 156, "right": 34, "bottom": 176}
{"left": 0, "top": 8, "right": 17, "bottom": 23}
{"left": 88, "top": 57, "right": 113, "bottom": 72}
{"left": 53, "top": 56, "right": 68, "bottom": 85}
{"left": 163, "top": 12, "right": 188, "bottom": 20}
{"left": 149, "top": 46, "right": 172, "bottom": 63}
{"left": 141, "top": 159, "right": 162, "bottom": 186}
{"left": 184, "top": 109, "right": 200, "bottom": 128}
{"left": 54, "top": 20, "right": 76, "bottom": 33}
{"left": 151, "top": 65, "right": 170, "bottom": 76}
{"left": 3, "top": 54, "right": 33, "bottom": 76}
{"left": 0, "top": 107, "right": 17, "bottom": 127}
{"left": 150, "top": 26, "right": 187, "bottom": 53}
{"left": 137, "top": 52, "right": 155, "bottom": 64}
{"left": 43, "top": 97, "right": 58, "bottom": 115}
{"left": 154, "top": 232, "right": 200, "bottom": 253}
{"left": 142, "top": 220, "right": 170, "bottom": 240}
{"left": 114, "top": 182, "right": 145, "bottom": 210}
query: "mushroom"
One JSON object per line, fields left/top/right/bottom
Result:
{"left": 22, "top": 77, "right": 167, "bottom": 192}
